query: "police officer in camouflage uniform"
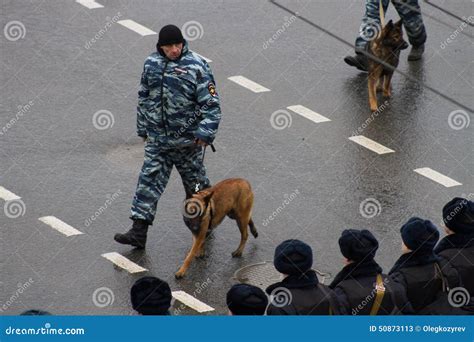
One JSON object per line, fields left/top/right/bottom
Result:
{"left": 345, "top": 0, "right": 427, "bottom": 71}
{"left": 114, "top": 25, "right": 221, "bottom": 248}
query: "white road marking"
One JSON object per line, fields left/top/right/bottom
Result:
{"left": 287, "top": 105, "right": 331, "bottom": 123}
{"left": 117, "top": 20, "right": 157, "bottom": 36}
{"left": 414, "top": 168, "right": 462, "bottom": 188}
{"left": 172, "top": 291, "right": 215, "bottom": 313}
{"left": 101, "top": 252, "right": 148, "bottom": 273}
{"left": 228, "top": 76, "right": 270, "bottom": 93}
{"left": 38, "top": 216, "right": 84, "bottom": 237}
{"left": 75, "top": 0, "right": 103, "bottom": 9}
{"left": 348, "top": 135, "right": 395, "bottom": 155}
{"left": 0, "top": 186, "right": 21, "bottom": 201}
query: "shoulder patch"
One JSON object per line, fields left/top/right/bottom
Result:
{"left": 208, "top": 82, "right": 217, "bottom": 97}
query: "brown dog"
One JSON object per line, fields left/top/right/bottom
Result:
{"left": 175, "top": 178, "right": 257, "bottom": 279}
{"left": 368, "top": 19, "right": 408, "bottom": 112}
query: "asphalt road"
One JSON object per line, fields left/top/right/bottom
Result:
{"left": 1, "top": 0, "right": 472, "bottom": 315}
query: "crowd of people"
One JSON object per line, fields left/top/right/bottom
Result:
{"left": 127, "top": 197, "right": 473, "bottom": 316}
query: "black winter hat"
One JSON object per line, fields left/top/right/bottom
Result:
{"left": 157, "top": 24, "right": 185, "bottom": 47}
{"left": 226, "top": 284, "right": 268, "bottom": 315}
{"left": 131, "top": 277, "right": 172, "bottom": 315}
{"left": 274, "top": 239, "right": 313, "bottom": 275}
{"left": 339, "top": 229, "right": 379, "bottom": 262}
{"left": 20, "top": 309, "right": 52, "bottom": 315}
{"left": 400, "top": 217, "right": 439, "bottom": 252}
{"left": 443, "top": 197, "right": 474, "bottom": 234}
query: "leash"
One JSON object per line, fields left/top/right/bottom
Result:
{"left": 194, "top": 141, "right": 216, "bottom": 194}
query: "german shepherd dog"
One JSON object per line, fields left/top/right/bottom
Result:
{"left": 368, "top": 19, "right": 409, "bottom": 112}
{"left": 176, "top": 178, "right": 257, "bottom": 279}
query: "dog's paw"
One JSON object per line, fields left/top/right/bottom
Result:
{"left": 231, "top": 250, "right": 243, "bottom": 258}
{"left": 197, "top": 251, "right": 206, "bottom": 259}
{"left": 175, "top": 270, "right": 185, "bottom": 279}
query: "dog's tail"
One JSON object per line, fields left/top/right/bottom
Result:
{"left": 248, "top": 218, "right": 258, "bottom": 238}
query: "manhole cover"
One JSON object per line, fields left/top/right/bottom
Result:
{"left": 233, "top": 261, "right": 332, "bottom": 290}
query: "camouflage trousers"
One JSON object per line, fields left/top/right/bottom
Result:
{"left": 130, "top": 142, "right": 210, "bottom": 224}
{"left": 355, "top": 0, "right": 427, "bottom": 51}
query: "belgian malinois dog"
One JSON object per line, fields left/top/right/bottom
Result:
{"left": 368, "top": 19, "right": 409, "bottom": 112}
{"left": 175, "top": 178, "right": 257, "bottom": 279}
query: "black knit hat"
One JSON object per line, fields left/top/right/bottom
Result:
{"left": 226, "top": 284, "right": 268, "bottom": 315}
{"left": 131, "top": 277, "right": 172, "bottom": 315}
{"left": 339, "top": 229, "right": 379, "bottom": 262}
{"left": 157, "top": 24, "right": 184, "bottom": 48}
{"left": 443, "top": 197, "right": 474, "bottom": 234}
{"left": 274, "top": 239, "right": 313, "bottom": 275}
{"left": 400, "top": 217, "right": 439, "bottom": 252}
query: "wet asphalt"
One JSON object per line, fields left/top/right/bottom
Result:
{"left": 0, "top": 0, "right": 473, "bottom": 315}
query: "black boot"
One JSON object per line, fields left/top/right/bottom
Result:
{"left": 114, "top": 219, "right": 149, "bottom": 248}
{"left": 407, "top": 44, "right": 424, "bottom": 61}
{"left": 344, "top": 53, "right": 368, "bottom": 72}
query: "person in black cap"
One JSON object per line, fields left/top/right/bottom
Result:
{"left": 226, "top": 284, "right": 268, "bottom": 315}
{"left": 389, "top": 217, "right": 460, "bottom": 314}
{"left": 20, "top": 309, "right": 52, "bottom": 315}
{"left": 265, "top": 239, "right": 341, "bottom": 315}
{"left": 435, "top": 197, "right": 474, "bottom": 301}
{"left": 329, "top": 229, "right": 413, "bottom": 315}
{"left": 115, "top": 24, "right": 221, "bottom": 249}
{"left": 131, "top": 276, "right": 172, "bottom": 315}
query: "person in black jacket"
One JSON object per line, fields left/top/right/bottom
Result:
{"left": 389, "top": 217, "right": 460, "bottom": 314}
{"left": 226, "top": 284, "right": 268, "bottom": 315}
{"left": 265, "top": 239, "right": 341, "bottom": 315}
{"left": 130, "top": 276, "right": 172, "bottom": 315}
{"left": 330, "top": 229, "right": 413, "bottom": 315}
{"left": 435, "top": 197, "right": 474, "bottom": 304}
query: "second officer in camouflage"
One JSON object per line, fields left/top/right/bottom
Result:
{"left": 114, "top": 24, "right": 222, "bottom": 248}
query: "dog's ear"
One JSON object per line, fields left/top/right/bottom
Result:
{"left": 379, "top": 20, "right": 393, "bottom": 40}
{"left": 395, "top": 19, "right": 403, "bottom": 28}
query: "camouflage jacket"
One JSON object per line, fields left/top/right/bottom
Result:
{"left": 137, "top": 41, "right": 221, "bottom": 146}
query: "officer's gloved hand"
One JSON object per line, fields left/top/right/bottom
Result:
{"left": 194, "top": 138, "right": 208, "bottom": 147}
{"left": 141, "top": 136, "right": 147, "bottom": 143}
